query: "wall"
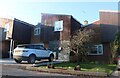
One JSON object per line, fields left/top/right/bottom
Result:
{"left": 71, "top": 16, "right": 81, "bottom": 35}
{"left": 41, "top": 13, "right": 72, "bottom": 41}
{"left": 0, "top": 18, "right": 34, "bottom": 58}
{"left": 1, "top": 41, "right": 10, "bottom": 58}
{"left": 86, "top": 11, "right": 119, "bottom": 63}
{"left": 40, "top": 13, "right": 81, "bottom": 61}
{"left": 86, "top": 43, "right": 110, "bottom": 63}
{"left": 99, "top": 11, "right": 119, "bottom": 43}
{"left": 99, "top": 11, "right": 119, "bottom": 26}
{"left": 31, "top": 25, "right": 41, "bottom": 44}
{"left": 12, "top": 18, "right": 33, "bottom": 44}
{"left": 0, "top": 18, "right": 14, "bottom": 58}
{"left": 0, "top": 17, "right": 14, "bottom": 40}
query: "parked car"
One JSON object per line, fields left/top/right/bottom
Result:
{"left": 13, "top": 44, "right": 54, "bottom": 64}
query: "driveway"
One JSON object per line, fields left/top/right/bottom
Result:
{"left": 0, "top": 58, "right": 16, "bottom": 64}
{"left": 0, "top": 58, "right": 33, "bottom": 67}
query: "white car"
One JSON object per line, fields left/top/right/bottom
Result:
{"left": 13, "top": 44, "right": 54, "bottom": 64}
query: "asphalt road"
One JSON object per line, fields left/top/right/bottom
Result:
{"left": 0, "top": 59, "right": 79, "bottom": 78}
{"left": 1, "top": 65, "right": 80, "bottom": 78}
{"left": 0, "top": 58, "right": 120, "bottom": 78}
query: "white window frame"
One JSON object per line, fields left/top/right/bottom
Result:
{"left": 34, "top": 27, "right": 40, "bottom": 35}
{"left": 88, "top": 44, "right": 103, "bottom": 55}
{"left": 54, "top": 20, "right": 63, "bottom": 32}
{"left": 4, "top": 23, "right": 10, "bottom": 32}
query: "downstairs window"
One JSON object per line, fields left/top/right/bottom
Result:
{"left": 88, "top": 44, "right": 103, "bottom": 55}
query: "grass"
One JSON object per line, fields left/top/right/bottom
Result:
{"left": 53, "top": 62, "right": 117, "bottom": 75}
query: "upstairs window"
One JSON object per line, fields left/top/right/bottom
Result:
{"left": 34, "top": 27, "right": 40, "bottom": 35}
{"left": 4, "top": 23, "right": 10, "bottom": 32}
{"left": 88, "top": 44, "right": 103, "bottom": 55}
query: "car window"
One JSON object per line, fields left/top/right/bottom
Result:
{"left": 26, "top": 45, "right": 34, "bottom": 49}
{"left": 17, "top": 44, "right": 45, "bottom": 50}
{"left": 40, "top": 46, "right": 46, "bottom": 50}
{"left": 34, "top": 45, "right": 41, "bottom": 49}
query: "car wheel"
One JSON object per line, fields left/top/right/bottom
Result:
{"left": 49, "top": 55, "right": 54, "bottom": 62}
{"left": 14, "top": 59, "right": 22, "bottom": 63}
{"left": 28, "top": 55, "right": 36, "bottom": 64}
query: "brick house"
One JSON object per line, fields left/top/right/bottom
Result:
{"left": 1, "top": 10, "right": 119, "bottom": 63}
{"left": 84, "top": 10, "right": 119, "bottom": 63}
{"left": 31, "top": 13, "right": 82, "bottom": 61}
{"left": 0, "top": 17, "right": 33, "bottom": 58}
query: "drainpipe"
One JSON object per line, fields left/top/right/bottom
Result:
{"left": 9, "top": 39, "right": 13, "bottom": 59}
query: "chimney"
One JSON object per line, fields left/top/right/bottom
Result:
{"left": 84, "top": 20, "right": 88, "bottom": 25}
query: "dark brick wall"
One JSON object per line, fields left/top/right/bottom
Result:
{"left": 12, "top": 18, "right": 33, "bottom": 44}
{"left": 86, "top": 43, "right": 110, "bottom": 63}
{"left": 41, "top": 13, "right": 81, "bottom": 42}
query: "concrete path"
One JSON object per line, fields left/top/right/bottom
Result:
{"left": 111, "top": 66, "right": 120, "bottom": 77}
{"left": 112, "top": 70, "right": 120, "bottom": 77}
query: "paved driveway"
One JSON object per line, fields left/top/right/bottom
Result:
{"left": 0, "top": 58, "right": 63, "bottom": 68}
{"left": 0, "top": 58, "right": 33, "bottom": 67}
{"left": 0, "top": 58, "right": 16, "bottom": 64}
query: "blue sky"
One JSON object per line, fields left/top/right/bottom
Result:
{"left": 0, "top": 1, "right": 119, "bottom": 25}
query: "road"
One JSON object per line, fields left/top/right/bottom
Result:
{"left": 1, "top": 65, "right": 80, "bottom": 78}
{"left": 0, "top": 58, "right": 120, "bottom": 78}
{"left": 0, "top": 59, "right": 79, "bottom": 78}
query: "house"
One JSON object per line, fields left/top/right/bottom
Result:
{"left": 84, "top": 10, "right": 119, "bottom": 63}
{"left": 31, "top": 13, "right": 82, "bottom": 61}
{"left": 0, "top": 17, "right": 34, "bottom": 58}
{"left": 1, "top": 10, "right": 118, "bottom": 63}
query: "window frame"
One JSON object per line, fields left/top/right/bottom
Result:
{"left": 34, "top": 27, "right": 40, "bottom": 35}
{"left": 4, "top": 23, "right": 10, "bottom": 32}
{"left": 88, "top": 44, "right": 103, "bottom": 55}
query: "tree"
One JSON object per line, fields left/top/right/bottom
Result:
{"left": 71, "top": 28, "right": 95, "bottom": 66}
{"left": 110, "top": 31, "right": 120, "bottom": 64}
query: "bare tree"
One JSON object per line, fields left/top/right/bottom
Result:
{"left": 71, "top": 28, "right": 95, "bottom": 66}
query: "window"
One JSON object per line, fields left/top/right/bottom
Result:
{"left": 34, "top": 45, "right": 40, "bottom": 49}
{"left": 40, "top": 46, "right": 46, "bottom": 50}
{"left": 88, "top": 44, "right": 103, "bottom": 55}
{"left": 34, "top": 27, "right": 40, "bottom": 35}
{"left": 4, "top": 23, "right": 10, "bottom": 32}
{"left": 54, "top": 20, "right": 63, "bottom": 32}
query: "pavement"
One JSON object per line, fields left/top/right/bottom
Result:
{"left": 0, "top": 58, "right": 120, "bottom": 77}
{"left": 2, "top": 64, "right": 74, "bottom": 77}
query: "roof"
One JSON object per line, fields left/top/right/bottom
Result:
{"left": 99, "top": 10, "right": 120, "bottom": 13}
{"left": 82, "top": 20, "right": 100, "bottom": 27}
{"left": 14, "top": 18, "right": 34, "bottom": 27}
{"left": 81, "top": 20, "right": 101, "bottom": 44}
{"left": 92, "top": 20, "right": 100, "bottom": 24}
{"left": 0, "top": 16, "right": 14, "bottom": 20}
{"left": 41, "top": 13, "right": 72, "bottom": 17}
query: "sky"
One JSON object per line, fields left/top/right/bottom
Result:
{"left": 0, "top": 0, "right": 119, "bottom": 25}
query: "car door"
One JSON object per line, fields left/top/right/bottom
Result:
{"left": 39, "top": 46, "right": 49, "bottom": 58}
{"left": 34, "top": 45, "right": 43, "bottom": 58}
